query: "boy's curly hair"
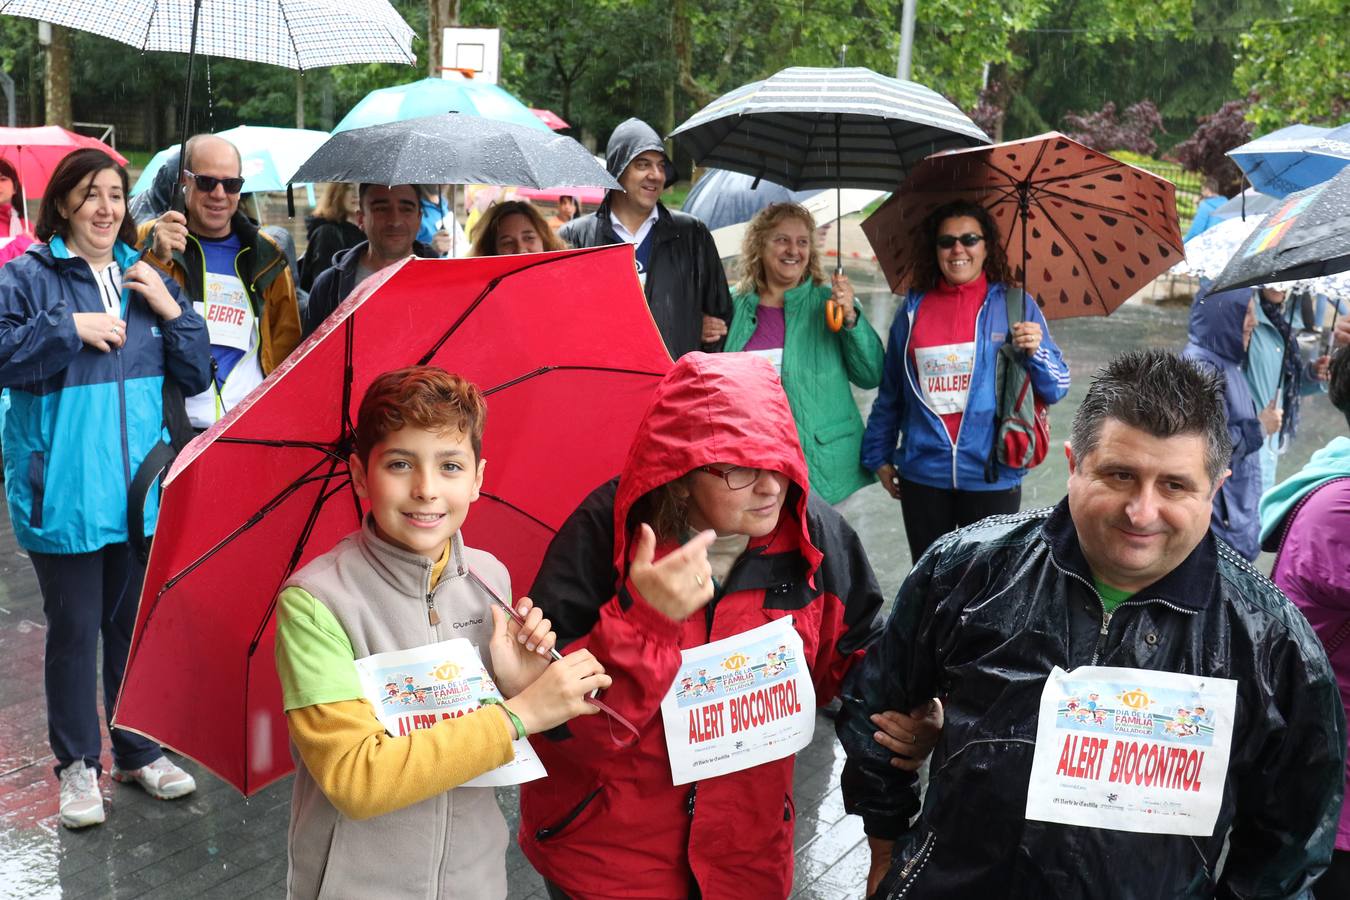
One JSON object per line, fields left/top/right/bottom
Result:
{"left": 355, "top": 366, "right": 486, "bottom": 464}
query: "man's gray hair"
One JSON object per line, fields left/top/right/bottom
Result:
{"left": 182, "top": 134, "right": 242, "bottom": 176}
{"left": 1070, "top": 349, "right": 1233, "bottom": 483}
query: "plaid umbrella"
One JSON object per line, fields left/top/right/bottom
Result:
{"left": 0, "top": 0, "right": 415, "bottom": 69}
{"left": 861, "top": 132, "right": 1184, "bottom": 318}
{"left": 0, "top": 0, "right": 416, "bottom": 205}
{"left": 1211, "top": 165, "right": 1350, "bottom": 292}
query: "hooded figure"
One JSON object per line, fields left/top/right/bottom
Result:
{"left": 129, "top": 149, "right": 180, "bottom": 226}
{"left": 560, "top": 119, "right": 731, "bottom": 358}
{"left": 1182, "top": 287, "right": 1264, "bottom": 559}
{"left": 518, "top": 352, "right": 882, "bottom": 899}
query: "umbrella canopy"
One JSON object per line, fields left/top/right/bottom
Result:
{"left": 0, "top": 125, "right": 128, "bottom": 197}
{"left": 514, "top": 185, "right": 606, "bottom": 206}
{"left": 669, "top": 66, "right": 989, "bottom": 191}
{"left": 334, "top": 76, "right": 549, "bottom": 134}
{"left": 1228, "top": 123, "right": 1350, "bottom": 199}
{"left": 1212, "top": 188, "right": 1281, "bottom": 224}
{"left": 682, "top": 168, "right": 822, "bottom": 231}
{"left": 291, "top": 114, "right": 619, "bottom": 191}
{"left": 132, "top": 124, "right": 329, "bottom": 195}
{"left": 113, "top": 245, "right": 672, "bottom": 793}
{"left": 0, "top": 0, "right": 415, "bottom": 69}
{"left": 707, "top": 184, "right": 886, "bottom": 258}
{"left": 530, "top": 108, "right": 570, "bottom": 131}
{"left": 1210, "top": 165, "right": 1350, "bottom": 292}
{"left": 861, "top": 132, "right": 1184, "bottom": 318}
{"left": 1174, "top": 216, "right": 1262, "bottom": 281}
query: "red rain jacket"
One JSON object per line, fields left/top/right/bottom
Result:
{"left": 519, "top": 352, "right": 883, "bottom": 899}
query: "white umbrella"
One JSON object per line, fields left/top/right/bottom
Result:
{"left": 710, "top": 188, "right": 885, "bottom": 259}
{"left": 1174, "top": 215, "right": 1350, "bottom": 304}
{"left": 0, "top": 0, "right": 416, "bottom": 201}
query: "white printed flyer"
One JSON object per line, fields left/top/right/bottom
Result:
{"left": 354, "top": 638, "right": 546, "bottom": 787}
{"left": 660, "top": 616, "right": 816, "bottom": 785}
{"left": 1024, "top": 665, "right": 1237, "bottom": 836}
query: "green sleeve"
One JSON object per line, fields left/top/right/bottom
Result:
{"left": 275, "top": 586, "right": 365, "bottom": 711}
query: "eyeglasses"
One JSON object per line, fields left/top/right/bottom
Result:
{"left": 184, "top": 169, "right": 245, "bottom": 195}
{"left": 936, "top": 233, "right": 984, "bottom": 249}
{"left": 697, "top": 465, "right": 764, "bottom": 490}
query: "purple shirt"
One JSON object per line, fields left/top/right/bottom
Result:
{"left": 743, "top": 305, "right": 786, "bottom": 351}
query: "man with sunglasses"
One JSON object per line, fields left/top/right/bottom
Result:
{"left": 138, "top": 133, "right": 301, "bottom": 430}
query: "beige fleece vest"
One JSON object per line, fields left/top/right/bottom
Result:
{"left": 283, "top": 518, "right": 512, "bottom": 900}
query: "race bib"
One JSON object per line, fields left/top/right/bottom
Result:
{"left": 660, "top": 617, "right": 816, "bottom": 785}
{"left": 196, "top": 272, "right": 255, "bottom": 353}
{"left": 1024, "top": 666, "right": 1237, "bottom": 836}
{"left": 353, "top": 638, "right": 547, "bottom": 787}
{"left": 745, "top": 347, "right": 784, "bottom": 376}
{"left": 913, "top": 341, "right": 975, "bottom": 414}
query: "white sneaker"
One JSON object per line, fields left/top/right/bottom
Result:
{"left": 111, "top": 755, "right": 196, "bottom": 800}
{"left": 58, "top": 761, "right": 105, "bottom": 829}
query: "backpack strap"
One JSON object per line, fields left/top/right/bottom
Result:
{"left": 1005, "top": 285, "right": 1026, "bottom": 335}
{"left": 127, "top": 376, "right": 196, "bottom": 564}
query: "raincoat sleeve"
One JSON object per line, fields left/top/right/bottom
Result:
{"left": 0, "top": 263, "right": 83, "bottom": 387}
{"left": 806, "top": 501, "right": 884, "bottom": 702}
{"left": 840, "top": 299, "right": 885, "bottom": 390}
{"left": 859, "top": 304, "right": 911, "bottom": 473}
{"left": 1217, "top": 617, "right": 1345, "bottom": 898}
{"left": 155, "top": 270, "right": 212, "bottom": 396}
{"left": 695, "top": 223, "right": 733, "bottom": 349}
{"left": 1019, "top": 293, "right": 1071, "bottom": 404}
{"left": 836, "top": 539, "right": 953, "bottom": 839}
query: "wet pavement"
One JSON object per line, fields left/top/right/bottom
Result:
{"left": 1, "top": 261, "right": 1344, "bottom": 898}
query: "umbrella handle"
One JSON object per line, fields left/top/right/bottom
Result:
{"left": 170, "top": 0, "right": 205, "bottom": 214}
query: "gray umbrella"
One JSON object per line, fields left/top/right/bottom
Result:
{"left": 1210, "top": 165, "right": 1350, "bottom": 292}
{"left": 290, "top": 114, "right": 618, "bottom": 191}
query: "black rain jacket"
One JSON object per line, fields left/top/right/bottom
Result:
{"left": 837, "top": 501, "right": 1345, "bottom": 899}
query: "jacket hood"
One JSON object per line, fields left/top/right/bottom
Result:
{"left": 330, "top": 238, "right": 438, "bottom": 273}
{"left": 1187, "top": 287, "right": 1252, "bottom": 365}
{"left": 129, "top": 148, "right": 180, "bottom": 226}
{"left": 611, "top": 352, "right": 816, "bottom": 576}
{"left": 35, "top": 236, "right": 142, "bottom": 271}
{"left": 1259, "top": 435, "right": 1350, "bottom": 542}
{"left": 605, "top": 118, "right": 676, "bottom": 187}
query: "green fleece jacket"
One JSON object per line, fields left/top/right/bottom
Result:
{"left": 726, "top": 281, "right": 884, "bottom": 503}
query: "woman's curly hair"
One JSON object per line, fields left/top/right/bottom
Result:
{"left": 908, "top": 200, "right": 1015, "bottom": 292}
{"left": 736, "top": 202, "right": 826, "bottom": 296}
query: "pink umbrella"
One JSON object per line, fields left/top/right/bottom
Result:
{"left": 515, "top": 185, "right": 607, "bottom": 206}
{"left": 530, "top": 108, "right": 570, "bottom": 131}
{"left": 0, "top": 126, "right": 129, "bottom": 198}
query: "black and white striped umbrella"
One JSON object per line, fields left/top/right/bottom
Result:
{"left": 670, "top": 67, "right": 989, "bottom": 192}
{"left": 0, "top": 0, "right": 416, "bottom": 69}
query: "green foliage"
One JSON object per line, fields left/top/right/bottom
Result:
{"left": 1234, "top": 0, "right": 1350, "bottom": 130}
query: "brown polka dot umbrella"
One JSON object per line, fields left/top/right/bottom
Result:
{"left": 861, "top": 132, "right": 1184, "bottom": 317}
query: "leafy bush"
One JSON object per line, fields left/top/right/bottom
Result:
{"left": 1171, "top": 98, "right": 1252, "bottom": 195}
{"left": 1062, "top": 100, "right": 1164, "bottom": 155}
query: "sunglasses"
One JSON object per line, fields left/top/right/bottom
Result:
{"left": 184, "top": 169, "right": 245, "bottom": 195}
{"left": 936, "top": 233, "right": 984, "bottom": 249}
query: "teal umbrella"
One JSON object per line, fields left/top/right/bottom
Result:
{"left": 132, "top": 124, "right": 330, "bottom": 195}
{"left": 333, "top": 76, "right": 549, "bottom": 134}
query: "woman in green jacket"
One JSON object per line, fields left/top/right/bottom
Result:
{"left": 725, "top": 203, "right": 884, "bottom": 504}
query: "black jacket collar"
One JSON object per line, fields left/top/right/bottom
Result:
{"left": 1041, "top": 498, "right": 1219, "bottom": 612}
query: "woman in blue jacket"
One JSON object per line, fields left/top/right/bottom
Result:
{"left": 861, "top": 201, "right": 1070, "bottom": 561}
{"left": 0, "top": 149, "right": 211, "bottom": 829}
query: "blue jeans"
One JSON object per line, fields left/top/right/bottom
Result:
{"left": 30, "top": 543, "right": 161, "bottom": 777}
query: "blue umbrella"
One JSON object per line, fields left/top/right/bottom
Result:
{"left": 1228, "top": 122, "right": 1350, "bottom": 198}
{"left": 333, "top": 77, "right": 549, "bottom": 134}
{"left": 681, "top": 169, "right": 821, "bottom": 231}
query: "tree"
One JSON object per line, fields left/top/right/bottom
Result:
{"left": 1062, "top": 100, "right": 1164, "bottom": 154}
{"left": 1172, "top": 98, "right": 1253, "bottom": 193}
{"left": 1234, "top": 0, "right": 1350, "bottom": 130}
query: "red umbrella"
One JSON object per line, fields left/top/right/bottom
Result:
{"left": 530, "top": 108, "right": 571, "bottom": 131}
{"left": 862, "top": 132, "right": 1184, "bottom": 318}
{"left": 0, "top": 126, "right": 129, "bottom": 198}
{"left": 113, "top": 245, "right": 672, "bottom": 794}
{"left": 514, "top": 185, "right": 607, "bottom": 206}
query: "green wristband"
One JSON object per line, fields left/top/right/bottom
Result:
{"left": 485, "top": 698, "right": 526, "bottom": 740}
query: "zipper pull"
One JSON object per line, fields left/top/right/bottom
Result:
{"left": 427, "top": 593, "right": 440, "bottom": 626}
{"left": 1099, "top": 610, "right": 1112, "bottom": 638}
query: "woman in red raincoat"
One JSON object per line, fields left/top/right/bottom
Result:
{"left": 519, "top": 352, "right": 924, "bottom": 899}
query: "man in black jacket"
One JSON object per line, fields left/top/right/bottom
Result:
{"left": 560, "top": 118, "right": 731, "bottom": 358}
{"left": 838, "top": 349, "right": 1344, "bottom": 899}
{"left": 303, "top": 183, "right": 436, "bottom": 337}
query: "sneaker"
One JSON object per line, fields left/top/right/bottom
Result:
{"left": 110, "top": 756, "right": 196, "bottom": 800}
{"left": 58, "top": 761, "right": 105, "bottom": 829}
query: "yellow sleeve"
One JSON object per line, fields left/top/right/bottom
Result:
{"left": 287, "top": 698, "right": 515, "bottom": 821}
